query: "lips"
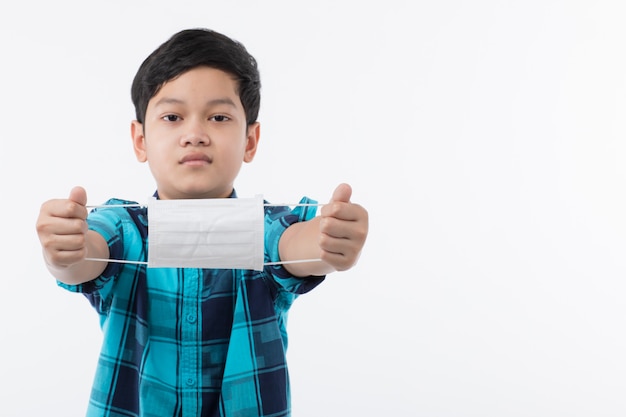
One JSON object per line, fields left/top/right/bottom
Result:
{"left": 180, "top": 153, "right": 212, "bottom": 165}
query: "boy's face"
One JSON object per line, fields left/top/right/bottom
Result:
{"left": 131, "top": 66, "right": 259, "bottom": 199}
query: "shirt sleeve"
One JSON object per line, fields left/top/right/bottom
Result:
{"left": 56, "top": 200, "right": 143, "bottom": 309}
{"left": 263, "top": 196, "right": 325, "bottom": 294}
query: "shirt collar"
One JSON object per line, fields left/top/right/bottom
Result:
{"left": 152, "top": 189, "right": 238, "bottom": 200}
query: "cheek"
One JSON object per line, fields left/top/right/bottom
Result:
{"left": 143, "top": 142, "right": 170, "bottom": 167}
{"left": 146, "top": 137, "right": 171, "bottom": 153}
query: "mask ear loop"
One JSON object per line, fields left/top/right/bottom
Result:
{"left": 84, "top": 201, "right": 325, "bottom": 267}
{"left": 86, "top": 203, "right": 323, "bottom": 209}
{"left": 84, "top": 258, "right": 323, "bottom": 267}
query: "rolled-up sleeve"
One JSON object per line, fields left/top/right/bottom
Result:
{"left": 263, "top": 197, "right": 325, "bottom": 294}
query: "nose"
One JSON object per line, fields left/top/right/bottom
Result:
{"left": 180, "top": 120, "right": 210, "bottom": 146}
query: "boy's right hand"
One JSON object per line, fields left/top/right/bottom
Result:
{"left": 36, "top": 186, "right": 89, "bottom": 268}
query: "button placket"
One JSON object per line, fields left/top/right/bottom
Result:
{"left": 180, "top": 269, "right": 200, "bottom": 415}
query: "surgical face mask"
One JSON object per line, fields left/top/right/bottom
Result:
{"left": 147, "top": 195, "right": 264, "bottom": 270}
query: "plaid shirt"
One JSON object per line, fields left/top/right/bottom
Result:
{"left": 58, "top": 191, "right": 324, "bottom": 417}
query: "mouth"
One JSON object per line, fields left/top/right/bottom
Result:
{"left": 180, "top": 153, "right": 212, "bottom": 166}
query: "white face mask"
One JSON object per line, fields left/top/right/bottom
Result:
{"left": 147, "top": 195, "right": 264, "bottom": 270}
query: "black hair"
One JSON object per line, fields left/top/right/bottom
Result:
{"left": 131, "top": 28, "right": 261, "bottom": 125}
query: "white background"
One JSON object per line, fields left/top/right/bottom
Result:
{"left": 2, "top": 1, "right": 626, "bottom": 416}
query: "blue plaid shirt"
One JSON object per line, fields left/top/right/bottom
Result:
{"left": 58, "top": 191, "right": 324, "bottom": 417}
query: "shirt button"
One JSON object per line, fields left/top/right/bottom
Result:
{"left": 186, "top": 377, "right": 196, "bottom": 386}
{"left": 186, "top": 314, "right": 197, "bottom": 323}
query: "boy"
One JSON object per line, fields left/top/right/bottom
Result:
{"left": 35, "top": 28, "right": 368, "bottom": 417}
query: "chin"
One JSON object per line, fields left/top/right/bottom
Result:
{"left": 182, "top": 186, "right": 228, "bottom": 199}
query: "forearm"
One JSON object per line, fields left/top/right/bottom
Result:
{"left": 278, "top": 217, "right": 335, "bottom": 277}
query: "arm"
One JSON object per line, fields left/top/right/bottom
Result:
{"left": 278, "top": 183, "right": 369, "bottom": 277}
{"left": 36, "top": 186, "right": 109, "bottom": 285}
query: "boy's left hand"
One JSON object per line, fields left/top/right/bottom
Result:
{"left": 318, "top": 183, "right": 369, "bottom": 271}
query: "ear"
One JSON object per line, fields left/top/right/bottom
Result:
{"left": 131, "top": 120, "right": 148, "bottom": 162}
{"left": 243, "top": 122, "right": 260, "bottom": 163}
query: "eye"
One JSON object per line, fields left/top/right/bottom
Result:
{"left": 162, "top": 114, "right": 180, "bottom": 122}
{"left": 211, "top": 115, "right": 230, "bottom": 122}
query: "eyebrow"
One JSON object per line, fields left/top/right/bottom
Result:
{"left": 153, "top": 97, "right": 238, "bottom": 109}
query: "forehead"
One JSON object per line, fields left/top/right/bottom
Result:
{"left": 152, "top": 66, "right": 240, "bottom": 104}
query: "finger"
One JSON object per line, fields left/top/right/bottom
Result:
{"left": 48, "top": 232, "right": 88, "bottom": 251}
{"left": 55, "top": 186, "right": 88, "bottom": 220}
{"left": 319, "top": 251, "right": 354, "bottom": 271}
{"left": 318, "top": 236, "right": 360, "bottom": 271}
{"left": 322, "top": 183, "right": 354, "bottom": 219}
{"left": 320, "top": 216, "right": 353, "bottom": 239}
{"left": 321, "top": 200, "right": 366, "bottom": 223}
{"left": 37, "top": 214, "right": 88, "bottom": 245}
{"left": 329, "top": 183, "right": 352, "bottom": 203}
{"left": 69, "top": 186, "right": 87, "bottom": 206}
{"left": 45, "top": 245, "right": 88, "bottom": 267}
{"left": 53, "top": 217, "right": 89, "bottom": 236}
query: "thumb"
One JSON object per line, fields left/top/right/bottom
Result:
{"left": 330, "top": 183, "right": 352, "bottom": 203}
{"left": 69, "top": 186, "right": 87, "bottom": 207}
